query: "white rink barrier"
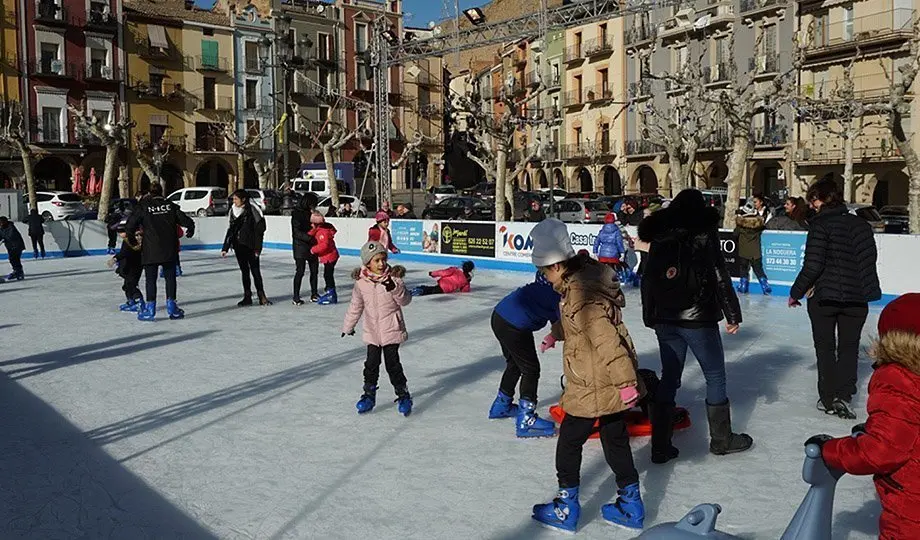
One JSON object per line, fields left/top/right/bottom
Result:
{"left": 5, "top": 216, "right": 916, "bottom": 303}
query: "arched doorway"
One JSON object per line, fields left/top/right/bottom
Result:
{"left": 140, "top": 163, "right": 184, "bottom": 195}
{"left": 520, "top": 170, "right": 531, "bottom": 191}
{"left": 553, "top": 168, "right": 564, "bottom": 189}
{"left": 196, "top": 159, "right": 232, "bottom": 191}
{"left": 537, "top": 169, "right": 548, "bottom": 189}
{"left": 602, "top": 166, "right": 621, "bottom": 196}
{"left": 753, "top": 161, "right": 785, "bottom": 199}
{"left": 706, "top": 160, "right": 728, "bottom": 188}
{"left": 635, "top": 166, "right": 658, "bottom": 194}
{"left": 874, "top": 170, "right": 909, "bottom": 207}
{"left": 34, "top": 156, "right": 72, "bottom": 191}
{"left": 575, "top": 167, "right": 593, "bottom": 192}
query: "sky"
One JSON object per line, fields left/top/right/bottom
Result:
{"left": 402, "top": 0, "right": 485, "bottom": 29}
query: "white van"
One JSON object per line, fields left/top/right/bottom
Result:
{"left": 166, "top": 187, "right": 229, "bottom": 216}
{"left": 291, "top": 170, "right": 332, "bottom": 199}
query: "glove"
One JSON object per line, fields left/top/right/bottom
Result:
{"left": 185, "top": 228, "right": 194, "bottom": 238}
{"left": 341, "top": 330, "right": 355, "bottom": 338}
{"left": 851, "top": 423, "right": 866, "bottom": 437}
{"left": 619, "top": 385, "right": 640, "bottom": 407}
{"left": 383, "top": 278, "right": 396, "bottom": 292}
{"left": 539, "top": 334, "right": 556, "bottom": 353}
{"left": 788, "top": 297, "right": 802, "bottom": 308}
{"left": 804, "top": 434, "right": 833, "bottom": 448}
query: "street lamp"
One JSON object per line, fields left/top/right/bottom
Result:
{"left": 259, "top": 14, "right": 294, "bottom": 187}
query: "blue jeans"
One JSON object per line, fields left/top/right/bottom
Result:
{"left": 654, "top": 324, "right": 728, "bottom": 406}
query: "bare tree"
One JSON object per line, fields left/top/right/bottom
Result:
{"left": 134, "top": 131, "right": 178, "bottom": 193}
{"left": 215, "top": 115, "right": 284, "bottom": 192}
{"left": 0, "top": 101, "right": 39, "bottom": 211}
{"left": 69, "top": 105, "right": 134, "bottom": 221}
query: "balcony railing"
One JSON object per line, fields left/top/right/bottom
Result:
{"left": 194, "top": 134, "right": 227, "bottom": 152}
{"left": 748, "top": 55, "right": 779, "bottom": 75}
{"left": 544, "top": 72, "right": 561, "bottom": 89}
{"left": 564, "top": 88, "right": 583, "bottom": 106}
{"left": 800, "top": 72, "right": 902, "bottom": 102}
{"left": 131, "top": 79, "right": 186, "bottom": 100}
{"left": 797, "top": 137, "right": 905, "bottom": 162}
{"left": 244, "top": 56, "right": 262, "bottom": 73}
{"left": 524, "top": 69, "right": 541, "bottom": 88}
{"left": 583, "top": 36, "right": 614, "bottom": 57}
{"left": 29, "top": 115, "right": 68, "bottom": 144}
{"left": 625, "top": 25, "right": 656, "bottom": 46}
{"left": 564, "top": 45, "right": 583, "bottom": 63}
{"left": 740, "top": 0, "right": 784, "bottom": 14}
{"left": 307, "top": 52, "right": 337, "bottom": 67}
{"left": 133, "top": 39, "right": 179, "bottom": 61}
{"left": 84, "top": 63, "right": 122, "bottom": 81}
{"left": 35, "top": 1, "right": 66, "bottom": 24}
{"left": 85, "top": 8, "right": 118, "bottom": 31}
{"left": 585, "top": 84, "right": 614, "bottom": 102}
{"left": 27, "top": 59, "right": 80, "bottom": 78}
{"left": 754, "top": 126, "right": 788, "bottom": 147}
{"left": 195, "top": 95, "right": 233, "bottom": 112}
{"left": 413, "top": 70, "right": 437, "bottom": 87}
{"left": 704, "top": 62, "right": 732, "bottom": 84}
{"left": 628, "top": 80, "right": 652, "bottom": 99}
{"left": 626, "top": 139, "right": 659, "bottom": 155}
{"left": 701, "top": 130, "right": 732, "bottom": 150}
{"left": 242, "top": 97, "right": 273, "bottom": 111}
{"left": 186, "top": 55, "right": 230, "bottom": 72}
{"left": 809, "top": 9, "right": 915, "bottom": 53}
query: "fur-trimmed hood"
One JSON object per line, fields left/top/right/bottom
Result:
{"left": 872, "top": 331, "right": 920, "bottom": 377}
{"left": 638, "top": 206, "right": 720, "bottom": 243}
{"left": 735, "top": 215, "right": 766, "bottom": 229}
{"left": 351, "top": 265, "right": 406, "bottom": 281}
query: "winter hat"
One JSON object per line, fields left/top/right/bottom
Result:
{"left": 530, "top": 218, "right": 576, "bottom": 268}
{"left": 461, "top": 260, "right": 475, "bottom": 274}
{"left": 604, "top": 212, "right": 616, "bottom": 224}
{"left": 878, "top": 293, "right": 920, "bottom": 337}
{"left": 360, "top": 240, "right": 387, "bottom": 266}
{"left": 375, "top": 210, "right": 390, "bottom": 223}
{"left": 310, "top": 212, "right": 325, "bottom": 225}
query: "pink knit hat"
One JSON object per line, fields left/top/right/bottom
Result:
{"left": 310, "top": 212, "right": 325, "bottom": 225}
{"left": 375, "top": 210, "right": 390, "bottom": 223}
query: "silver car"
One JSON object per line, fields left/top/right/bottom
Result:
{"left": 551, "top": 198, "right": 611, "bottom": 224}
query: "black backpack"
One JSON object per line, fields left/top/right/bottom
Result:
{"left": 645, "top": 231, "right": 701, "bottom": 311}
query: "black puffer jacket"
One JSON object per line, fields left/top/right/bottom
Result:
{"left": 126, "top": 196, "right": 195, "bottom": 265}
{"left": 790, "top": 204, "right": 881, "bottom": 303}
{"left": 223, "top": 202, "right": 266, "bottom": 253}
{"left": 27, "top": 211, "right": 44, "bottom": 237}
{"left": 290, "top": 207, "right": 316, "bottom": 259}
{"left": 639, "top": 206, "right": 742, "bottom": 328}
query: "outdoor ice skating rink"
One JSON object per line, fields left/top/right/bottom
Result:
{"left": 0, "top": 251, "right": 883, "bottom": 539}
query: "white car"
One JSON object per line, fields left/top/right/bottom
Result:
{"left": 425, "top": 185, "right": 458, "bottom": 207}
{"left": 316, "top": 195, "right": 367, "bottom": 218}
{"left": 538, "top": 188, "right": 569, "bottom": 202}
{"left": 31, "top": 191, "right": 87, "bottom": 221}
{"left": 167, "top": 187, "right": 229, "bottom": 217}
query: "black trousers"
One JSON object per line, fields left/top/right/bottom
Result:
{"left": 492, "top": 311, "right": 541, "bottom": 402}
{"left": 7, "top": 248, "right": 22, "bottom": 274}
{"left": 107, "top": 227, "right": 117, "bottom": 249}
{"left": 808, "top": 300, "right": 869, "bottom": 405}
{"left": 234, "top": 246, "right": 265, "bottom": 296}
{"left": 416, "top": 284, "right": 444, "bottom": 296}
{"left": 739, "top": 257, "right": 767, "bottom": 280}
{"left": 145, "top": 261, "right": 177, "bottom": 302}
{"left": 364, "top": 344, "right": 408, "bottom": 395}
{"left": 294, "top": 256, "right": 319, "bottom": 298}
{"left": 122, "top": 268, "right": 143, "bottom": 303}
{"left": 30, "top": 236, "right": 45, "bottom": 257}
{"left": 323, "top": 261, "right": 336, "bottom": 291}
{"left": 556, "top": 413, "right": 639, "bottom": 489}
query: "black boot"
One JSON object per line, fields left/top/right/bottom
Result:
{"left": 258, "top": 291, "right": 272, "bottom": 306}
{"left": 650, "top": 403, "right": 679, "bottom": 464}
{"left": 238, "top": 292, "right": 253, "bottom": 307}
{"left": 706, "top": 400, "right": 753, "bottom": 456}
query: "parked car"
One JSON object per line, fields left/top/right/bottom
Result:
{"left": 848, "top": 203, "right": 885, "bottom": 233}
{"left": 879, "top": 205, "right": 909, "bottom": 234}
{"left": 567, "top": 191, "right": 604, "bottom": 200}
{"left": 701, "top": 188, "right": 728, "bottom": 217}
{"left": 465, "top": 182, "right": 496, "bottom": 202}
{"left": 538, "top": 188, "right": 568, "bottom": 202}
{"left": 29, "top": 191, "right": 87, "bottom": 222}
{"left": 316, "top": 195, "right": 368, "bottom": 218}
{"left": 291, "top": 175, "right": 349, "bottom": 200}
{"left": 551, "top": 198, "right": 611, "bottom": 224}
{"left": 421, "top": 196, "right": 493, "bottom": 221}
{"left": 166, "top": 187, "right": 229, "bottom": 217}
{"left": 246, "top": 189, "right": 283, "bottom": 215}
{"left": 512, "top": 191, "right": 544, "bottom": 220}
{"left": 425, "top": 185, "right": 458, "bottom": 208}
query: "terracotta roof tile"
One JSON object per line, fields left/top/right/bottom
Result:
{"left": 124, "top": 0, "right": 232, "bottom": 26}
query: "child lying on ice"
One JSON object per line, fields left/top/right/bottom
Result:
{"left": 410, "top": 261, "right": 475, "bottom": 297}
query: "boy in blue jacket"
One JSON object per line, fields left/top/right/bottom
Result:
{"left": 489, "top": 272, "right": 562, "bottom": 438}
{"left": 594, "top": 212, "right": 631, "bottom": 283}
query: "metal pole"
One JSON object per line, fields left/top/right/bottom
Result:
{"left": 283, "top": 66, "right": 290, "bottom": 188}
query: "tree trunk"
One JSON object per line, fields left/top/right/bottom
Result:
{"left": 118, "top": 165, "right": 129, "bottom": 198}
{"left": 97, "top": 143, "right": 118, "bottom": 221}
{"left": 723, "top": 135, "right": 752, "bottom": 228}
{"left": 323, "top": 145, "right": 339, "bottom": 209}
{"left": 17, "top": 143, "right": 37, "bottom": 212}
{"left": 843, "top": 136, "right": 855, "bottom": 203}
{"left": 255, "top": 160, "right": 271, "bottom": 190}
{"left": 667, "top": 164, "right": 684, "bottom": 197}
{"left": 495, "top": 148, "right": 508, "bottom": 222}
{"left": 889, "top": 110, "right": 920, "bottom": 233}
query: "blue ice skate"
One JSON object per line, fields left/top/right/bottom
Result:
{"left": 119, "top": 299, "right": 141, "bottom": 312}
{"left": 602, "top": 483, "right": 645, "bottom": 530}
{"left": 137, "top": 301, "right": 156, "bottom": 321}
{"left": 532, "top": 487, "right": 580, "bottom": 534}
{"left": 317, "top": 288, "right": 338, "bottom": 305}
{"left": 758, "top": 277, "right": 772, "bottom": 296}
{"left": 176, "top": 265, "right": 183, "bottom": 277}
{"left": 396, "top": 393, "right": 413, "bottom": 416}
{"left": 166, "top": 299, "right": 185, "bottom": 320}
{"left": 409, "top": 286, "right": 424, "bottom": 297}
{"left": 736, "top": 277, "right": 749, "bottom": 294}
{"left": 356, "top": 386, "right": 377, "bottom": 414}
{"left": 488, "top": 390, "right": 519, "bottom": 419}
{"left": 106, "top": 247, "right": 116, "bottom": 255}
{"left": 517, "top": 399, "right": 556, "bottom": 438}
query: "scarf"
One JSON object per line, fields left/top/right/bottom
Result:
{"left": 230, "top": 201, "right": 264, "bottom": 221}
{"left": 361, "top": 265, "right": 391, "bottom": 284}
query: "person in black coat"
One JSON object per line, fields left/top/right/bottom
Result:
{"left": 222, "top": 189, "right": 270, "bottom": 306}
{"left": 26, "top": 209, "right": 45, "bottom": 259}
{"left": 523, "top": 200, "right": 546, "bottom": 222}
{"left": 0, "top": 215, "right": 25, "bottom": 280}
{"left": 107, "top": 219, "right": 144, "bottom": 311}
{"left": 125, "top": 182, "right": 195, "bottom": 320}
{"left": 639, "top": 189, "right": 751, "bottom": 464}
{"left": 789, "top": 178, "right": 881, "bottom": 420}
{"left": 291, "top": 193, "right": 318, "bottom": 305}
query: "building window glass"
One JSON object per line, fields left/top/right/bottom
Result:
{"left": 245, "top": 80, "right": 257, "bottom": 109}
{"left": 355, "top": 23, "right": 367, "bottom": 53}
{"left": 149, "top": 72, "right": 164, "bottom": 96}
{"left": 40, "top": 42, "right": 59, "bottom": 73}
{"left": 245, "top": 41, "right": 260, "bottom": 71}
{"left": 150, "top": 123, "right": 167, "bottom": 142}
{"left": 204, "top": 77, "right": 216, "bottom": 109}
{"left": 356, "top": 61, "right": 368, "bottom": 90}
{"left": 42, "top": 107, "right": 61, "bottom": 142}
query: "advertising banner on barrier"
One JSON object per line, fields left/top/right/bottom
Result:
{"left": 761, "top": 231, "right": 807, "bottom": 284}
{"left": 440, "top": 222, "right": 496, "bottom": 257}
{"left": 391, "top": 220, "right": 426, "bottom": 253}
{"left": 496, "top": 222, "right": 535, "bottom": 261}
{"left": 719, "top": 230, "right": 742, "bottom": 278}
{"left": 421, "top": 220, "right": 441, "bottom": 253}
{"left": 568, "top": 223, "right": 603, "bottom": 253}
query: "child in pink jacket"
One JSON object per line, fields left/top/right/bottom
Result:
{"left": 410, "top": 260, "right": 475, "bottom": 297}
{"left": 343, "top": 240, "right": 414, "bottom": 416}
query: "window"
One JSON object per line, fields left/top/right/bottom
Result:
{"left": 675, "top": 46, "right": 688, "bottom": 70}
{"left": 551, "top": 95, "right": 559, "bottom": 112}
{"left": 40, "top": 42, "right": 59, "bottom": 73}
{"left": 599, "top": 23, "right": 608, "bottom": 45}
{"left": 318, "top": 32, "right": 331, "bottom": 61}
{"left": 319, "top": 106, "right": 330, "bottom": 121}
{"left": 815, "top": 13, "right": 829, "bottom": 46}
{"left": 842, "top": 6, "right": 854, "bottom": 41}
{"left": 599, "top": 69, "right": 609, "bottom": 94}
{"left": 356, "top": 61, "right": 368, "bottom": 90}
{"left": 245, "top": 80, "right": 257, "bottom": 109}
{"left": 203, "top": 27, "right": 214, "bottom": 36}
{"left": 167, "top": 192, "right": 182, "bottom": 202}
{"left": 575, "top": 32, "right": 582, "bottom": 55}
{"left": 90, "top": 1, "right": 106, "bottom": 14}
{"left": 245, "top": 41, "right": 260, "bottom": 71}
{"left": 201, "top": 40, "right": 219, "bottom": 68}
{"left": 762, "top": 25, "right": 777, "bottom": 58}
{"left": 185, "top": 190, "right": 208, "bottom": 200}
{"left": 715, "top": 37, "right": 728, "bottom": 66}
{"left": 90, "top": 48, "right": 107, "bottom": 77}
{"left": 601, "top": 123, "right": 610, "bottom": 152}
{"left": 149, "top": 73, "right": 164, "bottom": 96}
{"left": 41, "top": 107, "right": 61, "bottom": 142}
{"left": 551, "top": 63, "right": 559, "bottom": 83}
{"left": 574, "top": 126, "right": 582, "bottom": 144}
{"left": 203, "top": 76, "right": 216, "bottom": 109}
{"left": 91, "top": 109, "right": 109, "bottom": 125}
{"left": 574, "top": 74, "right": 582, "bottom": 100}
{"left": 355, "top": 22, "right": 368, "bottom": 53}
{"left": 246, "top": 119, "right": 261, "bottom": 137}
{"left": 150, "top": 123, "right": 167, "bottom": 143}
{"left": 318, "top": 67, "right": 334, "bottom": 90}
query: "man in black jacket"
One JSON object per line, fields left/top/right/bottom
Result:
{"left": 789, "top": 179, "right": 881, "bottom": 420}
{"left": 291, "top": 193, "right": 318, "bottom": 305}
{"left": 0, "top": 216, "right": 25, "bottom": 280}
{"left": 125, "top": 182, "right": 195, "bottom": 321}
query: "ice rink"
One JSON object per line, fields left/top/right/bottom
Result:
{"left": 0, "top": 250, "right": 884, "bottom": 539}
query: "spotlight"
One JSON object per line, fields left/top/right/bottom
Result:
{"left": 463, "top": 7, "right": 485, "bottom": 25}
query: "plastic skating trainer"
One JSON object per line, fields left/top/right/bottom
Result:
{"left": 549, "top": 404, "right": 691, "bottom": 438}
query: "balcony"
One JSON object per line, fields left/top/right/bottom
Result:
{"left": 242, "top": 97, "right": 273, "bottom": 112}
{"left": 194, "top": 134, "right": 227, "bottom": 153}
{"left": 626, "top": 139, "right": 659, "bottom": 156}
{"left": 134, "top": 40, "right": 179, "bottom": 62}
{"left": 753, "top": 125, "right": 788, "bottom": 148}
{"left": 628, "top": 80, "right": 652, "bottom": 100}
{"left": 195, "top": 95, "right": 233, "bottom": 113}
{"left": 419, "top": 103, "right": 441, "bottom": 119}
{"left": 660, "top": 3, "right": 734, "bottom": 41}
{"left": 186, "top": 55, "right": 230, "bottom": 73}
{"left": 35, "top": 1, "right": 67, "bottom": 25}
{"left": 625, "top": 25, "right": 656, "bottom": 47}
{"left": 585, "top": 84, "right": 615, "bottom": 103}
{"left": 564, "top": 45, "right": 584, "bottom": 64}
{"left": 511, "top": 49, "right": 528, "bottom": 67}
{"left": 740, "top": 0, "right": 787, "bottom": 22}
{"left": 307, "top": 51, "right": 337, "bottom": 68}
{"left": 27, "top": 58, "right": 79, "bottom": 78}
{"left": 701, "top": 129, "right": 731, "bottom": 150}
{"left": 542, "top": 145, "right": 560, "bottom": 162}
{"left": 29, "top": 115, "right": 68, "bottom": 145}
{"left": 544, "top": 72, "right": 562, "bottom": 89}
{"left": 748, "top": 55, "right": 779, "bottom": 77}
{"left": 704, "top": 62, "right": 732, "bottom": 85}
{"left": 583, "top": 36, "right": 614, "bottom": 57}
{"left": 84, "top": 63, "right": 122, "bottom": 82}
{"left": 807, "top": 9, "right": 915, "bottom": 58}
{"left": 800, "top": 73, "right": 903, "bottom": 103}
{"left": 797, "top": 137, "right": 905, "bottom": 163}
{"left": 85, "top": 8, "right": 118, "bottom": 32}
{"left": 564, "top": 88, "right": 584, "bottom": 107}
{"left": 524, "top": 69, "right": 541, "bottom": 88}
{"left": 131, "top": 79, "right": 186, "bottom": 101}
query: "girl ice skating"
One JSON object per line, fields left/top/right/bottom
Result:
{"left": 410, "top": 261, "right": 474, "bottom": 297}
{"left": 368, "top": 211, "right": 399, "bottom": 254}
{"left": 342, "top": 241, "right": 413, "bottom": 416}
{"left": 529, "top": 218, "right": 646, "bottom": 533}
{"left": 593, "top": 212, "right": 627, "bottom": 280}
{"left": 310, "top": 213, "right": 340, "bottom": 305}
{"left": 222, "top": 189, "right": 271, "bottom": 307}
{"left": 107, "top": 220, "right": 144, "bottom": 312}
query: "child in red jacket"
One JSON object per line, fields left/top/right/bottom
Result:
{"left": 310, "top": 213, "right": 340, "bottom": 305}
{"left": 811, "top": 293, "right": 920, "bottom": 540}
{"left": 410, "top": 260, "right": 474, "bottom": 297}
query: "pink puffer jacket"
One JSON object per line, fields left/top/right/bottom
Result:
{"left": 430, "top": 267, "right": 471, "bottom": 293}
{"left": 342, "top": 265, "right": 411, "bottom": 346}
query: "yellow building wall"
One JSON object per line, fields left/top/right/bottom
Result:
{"left": 0, "top": 0, "right": 20, "bottom": 102}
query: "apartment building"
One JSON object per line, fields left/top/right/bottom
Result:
{"left": 0, "top": 0, "right": 22, "bottom": 187}
{"left": 795, "top": 0, "right": 915, "bottom": 207}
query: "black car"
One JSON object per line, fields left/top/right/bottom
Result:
{"left": 421, "top": 196, "right": 493, "bottom": 221}
{"left": 879, "top": 205, "right": 909, "bottom": 234}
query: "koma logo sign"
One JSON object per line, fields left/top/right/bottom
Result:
{"left": 499, "top": 226, "right": 534, "bottom": 251}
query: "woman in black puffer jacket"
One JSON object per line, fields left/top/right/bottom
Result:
{"left": 790, "top": 179, "right": 881, "bottom": 420}
{"left": 639, "top": 189, "right": 751, "bottom": 464}
{"left": 222, "top": 189, "right": 271, "bottom": 306}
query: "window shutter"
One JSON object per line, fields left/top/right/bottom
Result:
{"left": 201, "top": 40, "right": 218, "bottom": 67}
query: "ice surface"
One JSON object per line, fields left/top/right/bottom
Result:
{"left": 0, "top": 251, "right": 884, "bottom": 539}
